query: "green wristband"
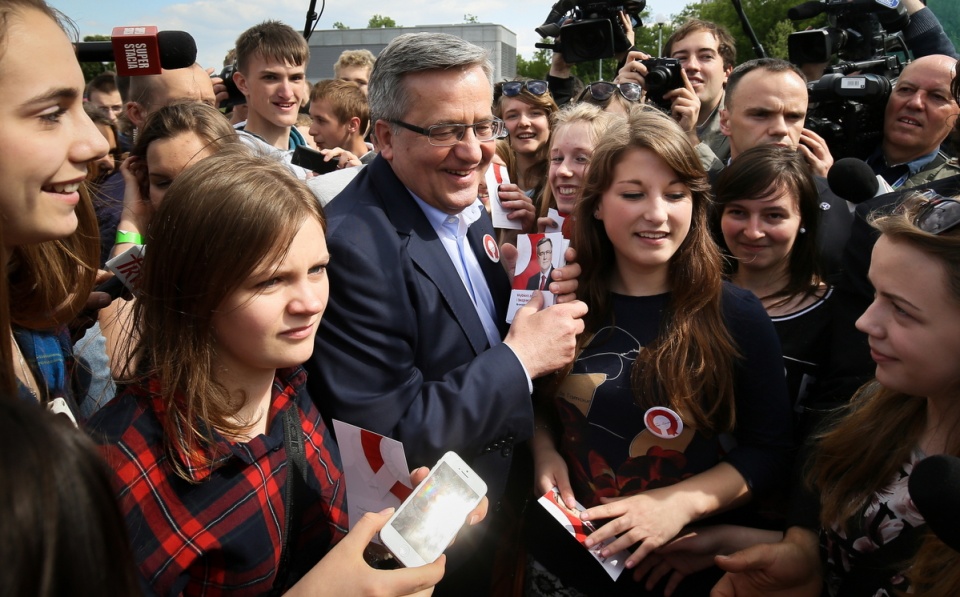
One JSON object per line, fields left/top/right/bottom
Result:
{"left": 115, "top": 230, "right": 143, "bottom": 245}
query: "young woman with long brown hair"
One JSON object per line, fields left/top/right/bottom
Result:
{"left": 89, "top": 149, "right": 484, "bottom": 596}
{"left": 525, "top": 107, "right": 792, "bottom": 596}
{"left": 713, "top": 194, "right": 960, "bottom": 597}
{"left": 0, "top": 0, "right": 109, "bottom": 419}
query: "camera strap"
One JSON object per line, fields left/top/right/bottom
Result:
{"left": 270, "top": 406, "right": 309, "bottom": 596}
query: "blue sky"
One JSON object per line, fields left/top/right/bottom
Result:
{"left": 53, "top": 0, "right": 693, "bottom": 72}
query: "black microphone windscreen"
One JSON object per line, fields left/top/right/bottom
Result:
{"left": 909, "top": 454, "right": 960, "bottom": 552}
{"left": 157, "top": 30, "right": 197, "bottom": 70}
{"left": 787, "top": 1, "right": 827, "bottom": 21}
{"left": 828, "top": 157, "right": 879, "bottom": 204}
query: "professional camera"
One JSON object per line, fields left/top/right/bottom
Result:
{"left": 787, "top": 0, "right": 909, "bottom": 74}
{"left": 805, "top": 73, "right": 893, "bottom": 160}
{"left": 786, "top": 0, "right": 908, "bottom": 159}
{"left": 217, "top": 63, "right": 246, "bottom": 109}
{"left": 534, "top": 0, "right": 645, "bottom": 63}
{"left": 640, "top": 58, "right": 683, "bottom": 110}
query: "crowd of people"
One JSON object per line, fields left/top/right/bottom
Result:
{"left": 4, "top": 0, "right": 960, "bottom": 595}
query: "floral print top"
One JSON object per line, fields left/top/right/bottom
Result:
{"left": 822, "top": 449, "right": 927, "bottom": 596}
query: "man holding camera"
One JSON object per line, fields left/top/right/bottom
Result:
{"left": 616, "top": 19, "right": 735, "bottom": 163}
{"left": 866, "top": 54, "right": 960, "bottom": 190}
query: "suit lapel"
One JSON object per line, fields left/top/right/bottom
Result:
{"left": 374, "top": 158, "right": 490, "bottom": 355}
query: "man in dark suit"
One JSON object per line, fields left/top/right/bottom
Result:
{"left": 305, "top": 32, "right": 587, "bottom": 593}
{"left": 526, "top": 237, "right": 555, "bottom": 292}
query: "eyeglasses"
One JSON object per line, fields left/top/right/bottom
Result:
{"left": 388, "top": 118, "right": 507, "bottom": 147}
{"left": 495, "top": 80, "right": 549, "bottom": 101}
{"left": 586, "top": 81, "right": 642, "bottom": 102}
{"left": 913, "top": 193, "right": 960, "bottom": 235}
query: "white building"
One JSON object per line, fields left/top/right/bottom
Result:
{"left": 306, "top": 23, "right": 517, "bottom": 83}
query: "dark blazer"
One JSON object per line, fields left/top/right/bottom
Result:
{"left": 305, "top": 155, "right": 532, "bottom": 502}
{"left": 525, "top": 267, "right": 553, "bottom": 291}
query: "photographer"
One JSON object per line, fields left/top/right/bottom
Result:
{"left": 616, "top": 48, "right": 703, "bottom": 148}
{"left": 615, "top": 20, "right": 736, "bottom": 165}
{"left": 866, "top": 54, "right": 960, "bottom": 189}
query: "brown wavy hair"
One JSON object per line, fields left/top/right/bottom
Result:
{"left": 125, "top": 148, "right": 324, "bottom": 481}
{"left": 562, "top": 106, "right": 739, "bottom": 434}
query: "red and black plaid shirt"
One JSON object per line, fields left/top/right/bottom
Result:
{"left": 88, "top": 367, "right": 348, "bottom": 596}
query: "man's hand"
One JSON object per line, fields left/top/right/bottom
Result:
{"left": 504, "top": 292, "right": 587, "bottom": 379}
{"left": 615, "top": 50, "right": 652, "bottom": 86}
{"left": 205, "top": 66, "right": 230, "bottom": 109}
{"left": 663, "top": 69, "right": 702, "bottom": 146}
{"left": 798, "top": 128, "right": 834, "bottom": 177}
{"left": 711, "top": 527, "right": 822, "bottom": 597}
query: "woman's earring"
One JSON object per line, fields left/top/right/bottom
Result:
{"left": 799, "top": 227, "right": 807, "bottom": 234}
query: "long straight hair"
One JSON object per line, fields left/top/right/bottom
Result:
{"left": 562, "top": 106, "right": 739, "bottom": 434}
{"left": 125, "top": 148, "right": 324, "bottom": 481}
{"left": 808, "top": 197, "right": 960, "bottom": 592}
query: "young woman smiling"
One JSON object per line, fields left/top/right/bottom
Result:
{"left": 525, "top": 108, "right": 792, "bottom": 596}
{"left": 0, "top": 0, "right": 109, "bottom": 419}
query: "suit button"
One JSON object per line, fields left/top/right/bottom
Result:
{"left": 501, "top": 445, "right": 512, "bottom": 457}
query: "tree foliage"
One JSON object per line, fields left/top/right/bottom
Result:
{"left": 367, "top": 14, "right": 398, "bottom": 28}
{"left": 80, "top": 34, "right": 114, "bottom": 84}
{"left": 927, "top": 0, "right": 960, "bottom": 55}
{"left": 332, "top": 21, "right": 350, "bottom": 30}
{"left": 464, "top": 14, "right": 479, "bottom": 24}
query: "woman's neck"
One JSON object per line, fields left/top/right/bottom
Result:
{"left": 215, "top": 366, "right": 277, "bottom": 441}
{"left": 609, "top": 263, "right": 670, "bottom": 297}
{"left": 921, "top": 393, "right": 960, "bottom": 456}
{"left": 516, "top": 152, "right": 538, "bottom": 191}
{"left": 730, "top": 264, "right": 790, "bottom": 302}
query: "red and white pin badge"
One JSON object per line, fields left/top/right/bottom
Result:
{"left": 483, "top": 234, "right": 500, "bottom": 262}
{"left": 644, "top": 406, "right": 684, "bottom": 439}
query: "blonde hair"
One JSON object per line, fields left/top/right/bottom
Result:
{"left": 538, "top": 102, "right": 617, "bottom": 219}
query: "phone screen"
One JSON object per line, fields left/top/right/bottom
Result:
{"left": 389, "top": 461, "right": 481, "bottom": 563}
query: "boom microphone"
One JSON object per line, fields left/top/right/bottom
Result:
{"left": 828, "top": 157, "right": 880, "bottom": 204}
{"left": 75, "top": 28, "right": 197, "bottom": 76}
{"left": 909, "top": 454, "right": 960, "bottom": 552}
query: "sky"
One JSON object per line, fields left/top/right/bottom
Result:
{"left": 54, "top": 0, "right": 694, "bottom": 73}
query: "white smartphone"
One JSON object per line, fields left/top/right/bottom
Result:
{"left": 378, "top": 451, "right": 487, "bottom": 567}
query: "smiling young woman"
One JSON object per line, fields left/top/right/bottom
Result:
{"left": 524, "top": 107, "right": 792, "bottom": 596}
{"left": 0, "top": 0, "right": 109, "bottom": 418}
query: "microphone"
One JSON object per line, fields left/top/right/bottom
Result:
{"left": 827, "top": 157, "right": 880, "bottom": 204}
{"left": 75, "top": 28, "right": 197, "bottom": 76}
{"left": 787, "top": 1, "right": 827, "bottom": 21}
{"left": 909, "top": 454, "right": 960, "bottom": 552}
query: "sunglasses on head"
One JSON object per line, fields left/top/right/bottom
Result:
{"left": 586, "top": 81, "right": 642, "bottom": 102}
{"left": 495, "top": 80, "right": 549, "bottom": 101}
{"left": 912, "top": 192, "right": 960, "bottom": 235}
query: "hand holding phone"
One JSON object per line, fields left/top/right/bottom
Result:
{"left": 291, "top": 145, "right": 340, "bottom": 175}
{"left": 379, "top": 452, "right": 488, "bottom": 567}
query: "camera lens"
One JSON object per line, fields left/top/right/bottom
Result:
{"left": 646, "top": 66, "right": 670, "bottom": 88}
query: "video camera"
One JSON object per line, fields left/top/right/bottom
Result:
{"left": 787, "top": 0, "right": 909, "bottom": 70}
{"left": 534, "top": 0, "right": 645, "bottom": 64}
{"left": 787, "top": 0, "right": 909, "bottom": 159}
{"left": 805, "top": 73, "right": 892, "bottom": 160}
